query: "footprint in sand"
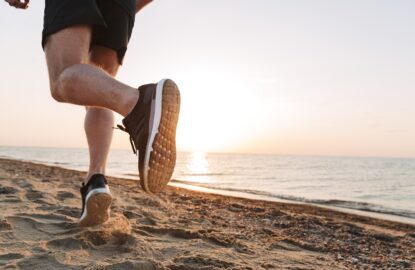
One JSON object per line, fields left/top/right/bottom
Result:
{"left": 0, "top": 186, "right": 18, "bottom": 195}
{"left": 88, "top": 260, "right": 158, "bottom": 270}
{"left": 47, "top": 236, "right": 91, "bottom": 250}
{"left": 17, "top": 254, "right": 70, "bottom": 270}
{"left": 0, "top": 185, "right": 22, "bottom": 203}
{"left": 13, "top": 179, "right": 34, "bottom": 190}
{"left": 172, "top": 255, "right": 236, "bottom": 269}
{"left": 56, "top": 207, "right": 81, "bottom": 218}
{"left": 0, "top": 252, "right": 25, "bottom": 267}
{"left": 79, "top": 213, "right": 132, "bottom": 246}
{"left": 56, "top": 190, "right": 77, "bottom": 200}
{"left": 24, "top": 187, "right": 58, "bottom": 206}
{"left": 7, "top": 213, "right": 77, "bottom": 241}
{"left": 45, "top": 213, "right": 134, "bottom": 250}
{"left": 8, "top": 214, "right": 137, "bottom": 269}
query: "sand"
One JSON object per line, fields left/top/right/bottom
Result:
{"left": 0, "top": 158, "right": 414, "bottom": 269}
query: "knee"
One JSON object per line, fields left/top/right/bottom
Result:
{"left": 50, "top": 86, "right": 64, "bottom": 102}
{"left": 50, "top": 64, "right": 86, "bottom": 102}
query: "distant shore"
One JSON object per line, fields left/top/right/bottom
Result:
{"left": 0, "top": 158, "right": 414, "bottom": 269}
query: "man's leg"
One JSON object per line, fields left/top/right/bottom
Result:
{"left": 84, "top": 46, "right": 120, "bottom": 181}
{"left": 44, "top": 26, "right": 128, "bottom": 226}
{"left": 44, "top": 25, "right": 138, "bottom": 117}
{"left": 45, "top": 24, "right": 181, "bottom": 195}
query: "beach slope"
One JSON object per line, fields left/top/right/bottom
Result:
{"left": 0, "top": 158, "right": 413, "bottom": 269}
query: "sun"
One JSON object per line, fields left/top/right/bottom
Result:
{"left": 172, "top": 69, "right": 249, "bottom": 152}
{"left": 171, "top": 65, "right": 299, "bottom": 154}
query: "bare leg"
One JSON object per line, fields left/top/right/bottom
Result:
{"left": 84, "top": 46, "right": 120, "bottom": 181}
{"left": 44, "top": 25, "right": 138, "bottom": 117}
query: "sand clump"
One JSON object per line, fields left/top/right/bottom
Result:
{"left": 0, "top": 158, "right": 414, "bottom": 269}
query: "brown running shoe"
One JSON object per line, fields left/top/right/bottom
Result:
{"left": 117, "top": 79, "right": 181, "bottom": 193}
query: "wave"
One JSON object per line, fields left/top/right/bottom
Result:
{"left": 170, "top": 179, "right": 415, "bottom": 220}
{"left": 123, "top": 173, "right": 139, "bottom": 177}
{"left": 122, "top": 172, "right": 228, "bottom": 177}
{"left": 181, "top": 172, "right": 227, "bottom": 176}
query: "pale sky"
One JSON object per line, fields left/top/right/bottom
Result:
{"left": 0, "top": 0, "right": 414, "bottom": 157}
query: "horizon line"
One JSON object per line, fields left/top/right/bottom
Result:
{"left": 1, "top": 144, "right": 414, "bottom": 160}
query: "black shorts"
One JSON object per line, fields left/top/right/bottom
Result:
{"left": 42, "top": 0, "right": 136, "bottom": 64}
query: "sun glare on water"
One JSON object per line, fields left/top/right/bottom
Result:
{"left": 187, "top": 151, "right": 209, "bottom": 173}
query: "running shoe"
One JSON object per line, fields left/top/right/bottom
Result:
{"left": 117, "top": 79, "right": 180, "bottom": 193}
{"left": 79, "top": 174, "right": 112, "bottom": 227}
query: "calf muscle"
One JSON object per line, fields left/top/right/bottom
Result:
{"left": 44, "top": 26, "right": 138, "bottom": 116}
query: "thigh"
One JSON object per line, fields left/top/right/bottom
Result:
{"left": 90, "top": 45, "right": 120, "bottom": 77}
{"left": 42, "top": 0, "right": 105, "bottom": 48}
{"left": 44, "top": 25, "right": 92, "bottom": 87}
{"left": 92, "top": 0, "right": 136, "bottom": 65}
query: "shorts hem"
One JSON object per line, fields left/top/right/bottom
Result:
{"left": 42, "top": 18, "right": 106, "bottom": 49}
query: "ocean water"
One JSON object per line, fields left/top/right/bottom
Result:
{"left": 0, "top": 146, "right": 414, "bottom": 222}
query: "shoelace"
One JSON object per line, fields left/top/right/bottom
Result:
{"left": 113, "top": 124, "right": 138, "bottom": 155}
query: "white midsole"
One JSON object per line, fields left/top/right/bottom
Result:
{"left": 79, "top": 186, "right": 111, "bottom": 222}
{"left": 142, "top": 79, "right": 166, "bottom": 191}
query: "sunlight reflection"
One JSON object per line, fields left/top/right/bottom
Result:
{"left": 186, "top": 151, "right": 211, "bottom": 183}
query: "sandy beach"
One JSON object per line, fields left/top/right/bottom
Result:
{"left": 0, "top": 158, "right": 413, "bottom": 269}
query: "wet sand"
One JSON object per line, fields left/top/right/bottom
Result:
{"left": 0, "top": 158, "right": 414, "bottom": 269}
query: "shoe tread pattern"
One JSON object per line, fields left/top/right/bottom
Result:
{"left": 142, "top": 79, "right": 180, "bottom": 193}
{"left": 79, "top": 193, "right": 112, "bottom": 227}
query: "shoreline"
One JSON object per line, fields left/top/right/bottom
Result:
{"left": 0, "top": 158, "right": 414, "bottom": 269}
{"left": 169, "top": 182, "right": 415, "bottom": 226}
{"left": 2, "top": 155, "right": 414, "bottom": 226}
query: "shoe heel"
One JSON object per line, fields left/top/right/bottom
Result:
{"left": 79, "top": 193, "right": 112, "bottom": 227}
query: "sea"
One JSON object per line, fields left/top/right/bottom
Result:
{"left": 0, "top": 146, "right": 414, "bottom": 224}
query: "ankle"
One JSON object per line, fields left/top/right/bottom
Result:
{"left": 121, "top": 89, "right": 139, "bottom": 117}
{"left": 86, "top": 170, "right": 106, "bottom": 182}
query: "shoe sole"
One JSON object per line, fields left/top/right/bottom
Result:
{"left": 142, "top": 79, "right": 180, "bottom": 193}
{"left": 79, "top": 188, "right": 112, "bottom": 227}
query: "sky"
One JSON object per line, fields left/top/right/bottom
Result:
{"left": 0, "top": 0, "right": 414, "bottom": 157}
